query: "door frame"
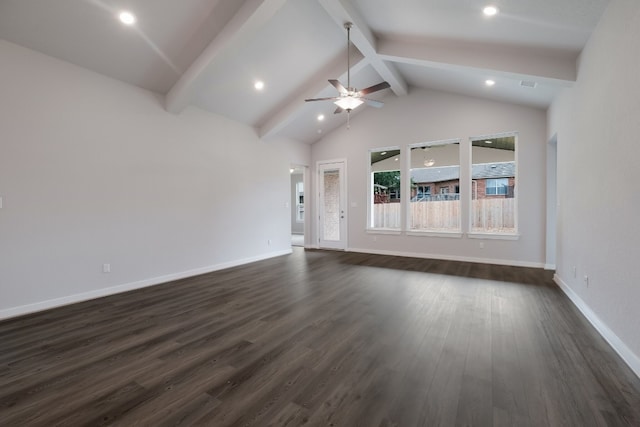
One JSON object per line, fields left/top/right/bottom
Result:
{"left": 316, "top": 159, "right": 347, "bottom": 250}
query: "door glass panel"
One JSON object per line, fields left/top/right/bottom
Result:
{"left": 323, "top": 169, "right": 341, "bottom": 241}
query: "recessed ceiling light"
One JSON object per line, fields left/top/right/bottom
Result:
{"left": 317, "top": 114, "right": 325, "bottom": 122}
{"left": 485, "top": 79, "right": 496, "bottom": 87}
{"left": 254, "top": 81, "right": 265, "bottom": 91}
{"left": 118, "top": 11, "right": 136, "bottom": 25}
{"left": 394, "top": 157, "right": 399, "bottom": 161}
{"left": 483, "top": 5, "right": 499, "bottom": 16}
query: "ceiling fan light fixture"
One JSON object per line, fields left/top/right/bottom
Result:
{"left": 118, "top": 11, "right": 136, "bottom": 25}
{"left": 334, "top": 96, "right": 363, "bottom": 111}
{"left": 304, "top": 22, "right": 389, "bottom": 123}
{"left": 483, "top": 5, "right": 499, "bottom": 16}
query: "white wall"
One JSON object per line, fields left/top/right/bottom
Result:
{"left": 311, "top": 87, "right": 547, "bottom": 267}
{"left": 0, "top": 40, "right": 308, "bottom": 318}
{"left": 547, "top": 0, "right": 640, "bottom": 375}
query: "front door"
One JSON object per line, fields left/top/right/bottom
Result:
{"left": 318, "top": 161, "right": 347, "bottom": 250}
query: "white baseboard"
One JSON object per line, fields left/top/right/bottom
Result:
{"left": 0, "top": 249, "right": 292, "bottom": 321}
{"left": 554, "top": 274, "right": 640, "bottom": 379}
{"left": 544, "top": 263, "right": 556, "bottom": 271}
{"left": 346, "top": 247, "right": 545, "bottom": 269}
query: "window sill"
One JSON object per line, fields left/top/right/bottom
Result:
{"left": 366, "top": 228, "right": 402, "bottom": 235}
{"left": 407, "top": 230, "right": 463, "bottom": 239}
{"left": 467, "top": 232, "right": 520, "bottom": 241}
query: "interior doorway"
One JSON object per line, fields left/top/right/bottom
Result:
{"left": 290, "top": 165, "right": 305, "bottom": 247}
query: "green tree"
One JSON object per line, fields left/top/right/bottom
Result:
{"left": 373, "top": 171, "right": 401, "bottom": 191}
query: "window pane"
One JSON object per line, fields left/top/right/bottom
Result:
{"left": 370, "top": 148, "right": 401, "bottom": 229}
{"left": 409, "top": 141, "right": 460, "bottom": 232}
{"left": 471, "top": 136, "right": 516, "bottom": 234}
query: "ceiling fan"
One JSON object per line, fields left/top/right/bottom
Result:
{"left": 305, "top": 22, "right": 390, "bottom": 115}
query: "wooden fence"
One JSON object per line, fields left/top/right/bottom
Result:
{"left": 372, "top": 199, "right": 515, "bottom": 232}
{"left": 470, "top": 198, "right": 515, "bottom": 233}
{"left": 410, "top": 200, "right": 460, "bottom": 230}
{"left": 372, "top": 203, "right": 402, "bottom": 228}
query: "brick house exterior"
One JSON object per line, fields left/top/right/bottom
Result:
{"left": 410, "top": 162, "right": 515, "bottom": 200}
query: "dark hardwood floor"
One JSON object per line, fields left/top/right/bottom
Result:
{"left": 1, "top": 248, "right": 639, "bottom": 426}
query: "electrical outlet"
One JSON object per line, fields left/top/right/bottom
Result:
{"left": 102, "top": 264, "right": 111, "bottom": 273}
{"left": 479, "top": 242, "right": 484, "bottom": 249}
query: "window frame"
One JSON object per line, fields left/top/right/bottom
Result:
{"left": 406, "top": 138, "right": 462, "bottom": 238}
{"left": 485, "top": 178, "right": 509, "bottom": 196}
{"left": 367, "top": 146, "right": 403, "bottom": 233}
{"left": 468, "top": 131, "right": 520, "bottom": 240}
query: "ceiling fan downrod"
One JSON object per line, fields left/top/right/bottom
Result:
{"left": 345, "top": 22, "right": 352, "bottom": 93}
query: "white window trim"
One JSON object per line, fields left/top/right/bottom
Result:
{"left": 469, "top": 131, "right": 519, "bottom": 236}
{"left": 407, "top": 231, "right": 463, "bottom": 239}
{"left": 368, "top": 146, "right": 402, "bottom": 231}
{"left": 406, "top": 138, "right": 462, "bottom": 235}
{"left": 467, "top": 232, "right": 520, "bottom": 240}
{"left": 366, "top": 228, "right": 403, "bottom": 235}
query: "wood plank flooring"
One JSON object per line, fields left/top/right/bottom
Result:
{"left": 1, "top": 248, "right": 639, "bottom": 426}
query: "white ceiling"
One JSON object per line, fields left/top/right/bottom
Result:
{"left": 0, "top": 0, "right": 609, "bottom": 144}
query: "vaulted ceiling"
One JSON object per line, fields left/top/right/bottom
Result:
{"left": 0, "top": 0, "right": 609, "bottom": 144}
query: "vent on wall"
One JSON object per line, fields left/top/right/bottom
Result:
{"left": 520, "top": 80, "right": 537, "bottom": 88}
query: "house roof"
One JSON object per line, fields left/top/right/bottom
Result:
{"left": 411, "top": 162, "right": 515, "bottom": 183}
{"left": 472, "top": 162, "right": 516, "bottom": 180}
{"left": 0, "top": 1, "right": 609, "bottom": 144}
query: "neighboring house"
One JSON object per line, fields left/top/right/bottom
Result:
{"left": 410, "top": 161, "right": 515, "bottom": 201}
{"left": 373, "top": 184, "right": 390, "bottom": 203}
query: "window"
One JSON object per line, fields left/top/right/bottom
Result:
{"left": 369, "top": 148, "right": 401, "bottom": 230}
{"left": 485, "top": 178, "right": 508, "bottom": 196}
{"left": 417, "top": 185, "right": 430, "bottom": 194}
{"left": 471, "top": 134, "right": 517, "bottom": 234}
{"left": 408, "top": 140, "right": 461, "bottom": 233}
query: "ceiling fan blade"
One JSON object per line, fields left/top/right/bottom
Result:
{"left": 305, "top": 96, "right": 340, "bottom": 102}
{"left": 329, "top": 79, "right": 347, "bottom": 94}
{"left": 334, "top": 106, "right": 344, "bottom": 114}
{"left": 358, "top": 81, "right": 390, "bottom": 96}
{"left": 363, "top": 98, "right": 384, "bottom": 108}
